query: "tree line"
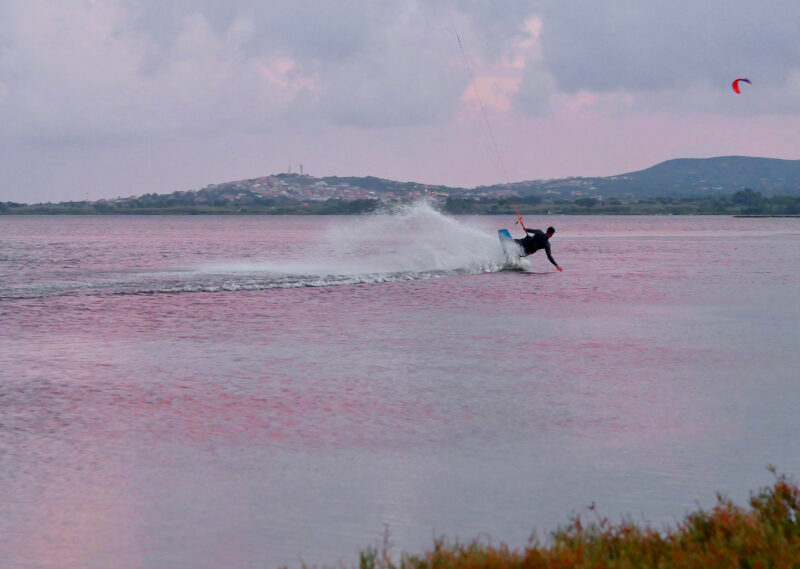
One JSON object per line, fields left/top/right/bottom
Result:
{"left": 2, "top": 189, "right": 799, "bottom": 216}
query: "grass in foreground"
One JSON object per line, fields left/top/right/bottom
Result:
{"left": 346, "top": 469, "right": 800, "bottom": 569}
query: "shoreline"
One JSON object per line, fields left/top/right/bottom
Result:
{"left": 350, "top": 472, "right": 799, "bottom": 569}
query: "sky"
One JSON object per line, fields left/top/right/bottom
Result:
{"left": 2, "top": 0, "right": 800, "bottom": 203}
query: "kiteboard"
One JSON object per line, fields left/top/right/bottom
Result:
{"left": 498, "top": 229, "right": 524, "bottom": 266}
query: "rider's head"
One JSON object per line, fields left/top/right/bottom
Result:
{"left": 546, "top": 226, "right": 555, "bottom": 237}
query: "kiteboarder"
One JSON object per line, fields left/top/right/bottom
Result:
{"left": 515, "top": 226, "right": 562, "bottom": 271}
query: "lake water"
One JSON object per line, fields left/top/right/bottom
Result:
{"left": 1, "top": 205, "right": 799, "bottom": 568}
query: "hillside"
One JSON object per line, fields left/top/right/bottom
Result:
{"left": 494, "top": 156, "right": 800, "bottom": 200}
{"left": 596, "top": 155, "right": 800, "bottom": 197}
{"left": 3, "top": 156, "right": 800, "bottom": 214}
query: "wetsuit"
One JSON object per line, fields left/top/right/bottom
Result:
{"left": 515, "top": 229, "right": 558, "bottom": 267}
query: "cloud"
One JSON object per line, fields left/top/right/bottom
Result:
{"left": 0, "top": 1, "right": 342, "bottom": 143}
{"left": 2, "top": 0, "right": 800, "bottom": 204}
{"left": 3, "top": 0, "right": 800, "bottom": 147}
{"left": 529, "top": 0, "right": 800, "bottom": 113}
{"left": 0, "top": 0, "right": 480, "bottom": 142}
{"left": 314, "top": 2, "right": 466, "bottom": 127}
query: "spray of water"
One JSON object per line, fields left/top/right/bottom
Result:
{"left": 323, "top": 200, "right": 513, "bottom": 276}
{"left": 110, "top": 202, "right": 525, "bottom": 296}
{"left": 201, "top": 200, "right": 521, "bottom": 284}
{"left": 5, "top": 203, "right": 523, "bottom": 299}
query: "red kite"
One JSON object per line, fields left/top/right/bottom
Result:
{"left": 732, "top": 78, "right": 752, "bottom": 94}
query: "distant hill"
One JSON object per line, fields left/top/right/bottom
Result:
{"left": 492, "top": 156, "right": 800, "bottom": 200}
{"left": 597, "top": 155, "right": 800, "bottom": 197}
{"left": 621, "top": 156, "right": 800, "bottom": 194}
{"left": 5, "top": 155, "right": 800, "bottom": 212}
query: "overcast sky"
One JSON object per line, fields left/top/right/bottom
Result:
{"left": 2, "top": 0, "right": 800, "bottom": 203}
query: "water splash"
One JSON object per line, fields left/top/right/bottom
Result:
{"left": 324, "top": 201, "right": 511, "bottom": 274}
{"left": 4, "top": 203, "right": 521, "bottom": 299}
{"left": 202, "top": 201, "right": 518, "bottom": 280}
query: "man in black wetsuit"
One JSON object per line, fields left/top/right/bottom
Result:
{"left": 514, "top": 226, "right": 562, "bottom": 271}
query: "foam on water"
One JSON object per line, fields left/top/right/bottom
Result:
{"left": 197, "top": 201, "right": 519, "bottom": 284}
{"left": 325, "top": 201, "right": 508, "bottom": 273}
{"left": 3, "top": 202, "right": 520, "bottom": 299}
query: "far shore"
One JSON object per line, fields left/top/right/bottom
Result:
{"left": 3, "top": 192, "right": 800, "bottom": 217}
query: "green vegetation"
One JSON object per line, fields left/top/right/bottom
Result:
{"left": 555, "top": 156, "right": 800, "bottom": 199}
{"left": 343, "top": 470, "right": 800, "bottom": 569}
{"left": 5, "top": 156, "right": 800, "bottom": 215}
{"left": 5, "top": 156, "right": 800, "bottom": 214}
{"left": 3, "top": 190, "right": 800, "bottom": 216}
{"left": 442, "top": 189, "right": 800, "bottom": 216}
{"left": 0, "top": 198, "right": 382, "bottom": 215}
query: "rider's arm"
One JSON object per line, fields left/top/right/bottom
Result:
{"left": 545, "top": 242, "right": 558, "bottom": 267}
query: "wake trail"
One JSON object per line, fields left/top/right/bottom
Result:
{"left": 4, "top": 202, "right": 523, "bottom": 299}
{"left": 203, "top": 201, "right": 521, "bottom": 281}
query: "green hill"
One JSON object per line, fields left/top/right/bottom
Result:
{"left": 607, "top": 155, "right": 800, "bottom": 197}
{"left": 500, "top": 156, "right": 800, "bottom": 200}
{"left": 5, "top": 156, "right": 800, "bottom": 214}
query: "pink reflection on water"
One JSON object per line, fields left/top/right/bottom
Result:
{"left": 9, "top": 467, "right": 142, "bottom": 569}
{"left": 3, "top": 215, "right": 800, "bottom": 568}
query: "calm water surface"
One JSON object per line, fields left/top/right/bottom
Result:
{"left": 1, "top": 207, "right": 799, "bottom": 568}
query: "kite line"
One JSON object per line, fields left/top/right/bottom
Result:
{"left": 455, "top": 33, "right": 511, "bottom": 188}
{"left": 455, "top": 32, "right": 528, "bottom": 229}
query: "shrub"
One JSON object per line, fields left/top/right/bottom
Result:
{"left": 342, "top": 471, "right": 800, "bottom": 569}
